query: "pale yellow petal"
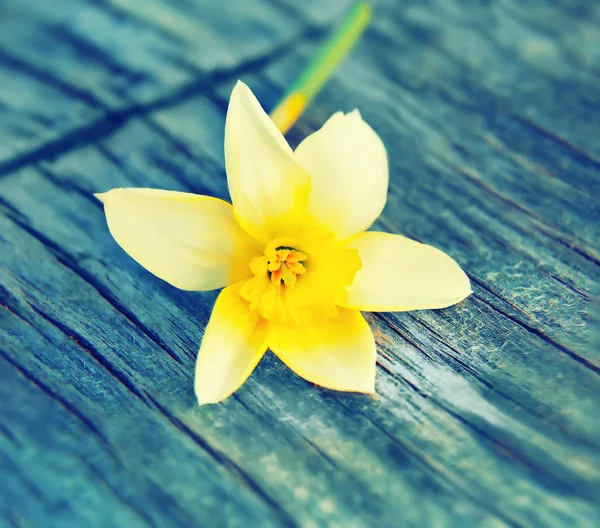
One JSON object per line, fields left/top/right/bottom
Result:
{"left": 295, "top": 110, "right": 388, "bottom": 241}
{"left": 195, "top": 282, "right": 268, "bottom": 405}
{"left": 342, "top": 232, "right": 472, "bottom": 311}
{"left": 97, "top": 188, "right": 261, "bottom": 291}
{"left": 225, "top": 81, "right": 311, "bottom": 242}
{"left": 269, "top": 308, "right": 376, "bottom": 393}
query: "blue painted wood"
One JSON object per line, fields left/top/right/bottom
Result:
{"left": 1, "top": 0, "right": 599, "bottom": 527}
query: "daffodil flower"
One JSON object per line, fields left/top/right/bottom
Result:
{"left": 96, "top": 81, "right": 471, "bottom": 405}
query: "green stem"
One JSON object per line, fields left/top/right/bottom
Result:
{"left": 270, "top": 1, "right": 371, "bottom": 133}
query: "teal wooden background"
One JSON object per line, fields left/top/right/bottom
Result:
{"left": 1, "top": 0, "right": 599, "bottom": 526}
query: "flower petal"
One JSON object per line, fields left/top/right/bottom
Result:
{"left": 295, "top": 110, "right": 388, "bottom": 241}
{"left": 195, "top": 282, "right": 269, "bottom": 405}
{"left": 97, "top": 188, "right": 261, "bottom": 291}
{"left": 342, "top": 232, "right": 472, "bottom": 311}
{"left": 225, "top": 81, "right": 311, "bottom": 242}
{"left": 269, "top": 308, "right": 376, "bottom": 393}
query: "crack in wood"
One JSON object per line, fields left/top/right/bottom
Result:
{"left": 0, "top": 25, "right": 323, "bottom": 179}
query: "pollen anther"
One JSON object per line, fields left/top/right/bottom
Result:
{"left": 267, "top": 246, "right": 307, "bottom": 288}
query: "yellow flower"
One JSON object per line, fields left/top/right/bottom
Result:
{"left": 96, "top": 81, "right": 471, "bottom": 405}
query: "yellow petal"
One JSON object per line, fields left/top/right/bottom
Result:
{"left": 342, "top": 232, "right": 472, "bottom": 311}
{"left": 97, "top": 188, "right": 261, "bottom": 291}
{"left": 295, "top": 110, "right": 388, "bottom": 241}
{"left": 225, "top": 81, "right": 311, "bottom": 242}
{"left": 269, "top": 308, "right": 376, "bottom": 393}
{"left": 195, "top": 282, "right": 269, "bottom": 405}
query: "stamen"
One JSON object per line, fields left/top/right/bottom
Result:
{"left": 280, "top": 263, "right": 297, "bottom": 288}
{"left": 260, "top": 244, "right": 308, "bottom": 289}
{"left": 286, "top": 261, "right": 306, "bottom": 275}
{"left": 270, "top": 268, "right": 283, "bottom": 286}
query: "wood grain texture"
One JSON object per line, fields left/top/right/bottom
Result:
{"left": 0, "top": 0, "right": 598, "bottom": 527}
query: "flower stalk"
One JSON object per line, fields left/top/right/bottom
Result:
{"left": 270, "top": 1, "right": 372, "bottom": 134}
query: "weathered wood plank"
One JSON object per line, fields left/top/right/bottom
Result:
{"left": 1, "top": 95, "right": 598, "bottom": 526}
{"left": 1, "top": 0, "right": 599, "bottom": 526}
{"left": 0, "top": 0, "right": 320, "bottom": 170}
{"left": 0, "top": 211, "right": 291, "bottom": 528}
{"left": 0, "top": 0, "right": 309, "bottom": 106}
{"left": 0, "top": 55, "right": 100, "bottom": 164}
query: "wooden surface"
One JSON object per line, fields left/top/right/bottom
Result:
{"left": 1, "top": 0, "right": 599, "bottom": 526}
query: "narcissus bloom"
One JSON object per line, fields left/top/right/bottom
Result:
{"left": 97, "top": 81, "right": 471, "bottom": 405}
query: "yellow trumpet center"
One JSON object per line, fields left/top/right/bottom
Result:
{"left": 239, "top": 231, "right": 361, "bottom": 325}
